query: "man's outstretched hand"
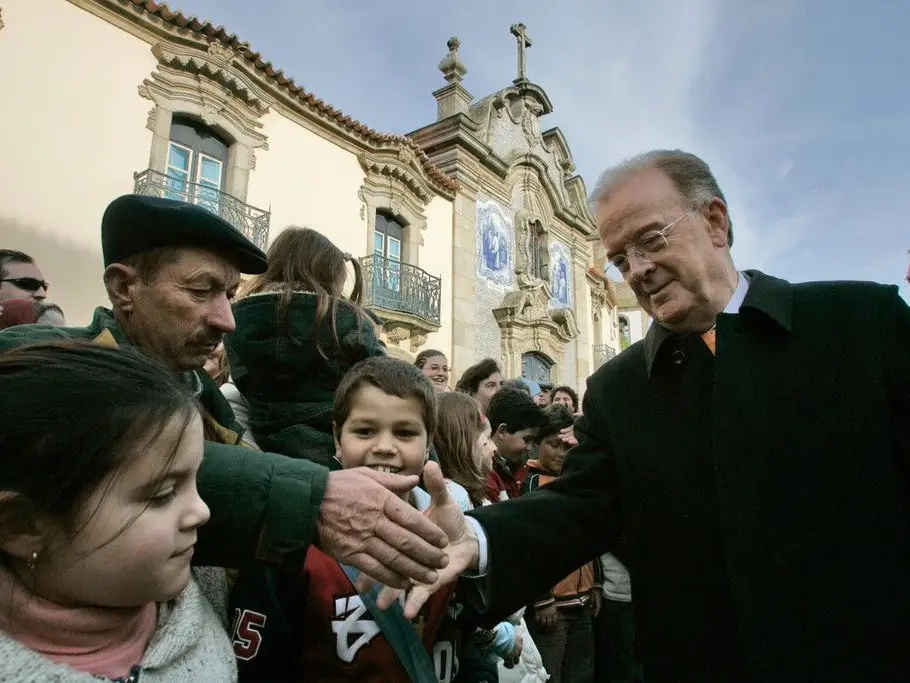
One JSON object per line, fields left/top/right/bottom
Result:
{"left": 316, "top": 467, "right": 450, "bottom": 589}
{"left": 371, "top": 461, "right": 481, "bottom": 619}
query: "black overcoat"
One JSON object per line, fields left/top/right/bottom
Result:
{"left": 470, "top": 271, "right": 910, "bottom": 682}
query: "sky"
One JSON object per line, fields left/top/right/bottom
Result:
{"left": 175, "top": 0, "right": 910, "bottom": 298}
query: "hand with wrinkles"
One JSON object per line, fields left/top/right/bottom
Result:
{"left": 316, "top": 467, "right": 449, "bottom": 588}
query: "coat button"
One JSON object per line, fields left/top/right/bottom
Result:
{"left": 671, "top": 349, "right": 686, "bottom": 365}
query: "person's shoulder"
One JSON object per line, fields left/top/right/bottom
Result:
{"left": 0, "top": 318, "right": 92, "bottom": 352}
{"left": 444, "top": 479, "right": 474, "bottom": 513}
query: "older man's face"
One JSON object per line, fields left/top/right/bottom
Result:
{"left": 0, "top": 260, "right": 47, "bottom": 303}
{"left": 123, "top": 247, "right": 240, "bottom": 373}
{"left": 596, "top": 168, "right": 731, "bottom": 333}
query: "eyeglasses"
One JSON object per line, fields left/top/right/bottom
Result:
{"left": 606, "top": 208, "right": 697, "bottom": 277}
{"left": 1, "top": 277, "right": 49, "bottom": 293}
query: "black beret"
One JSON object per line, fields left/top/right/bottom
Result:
{"left": 101, "top": 194, "right": 268, "bottom": 274}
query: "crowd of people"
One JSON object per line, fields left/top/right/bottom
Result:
{"left": 0, "top": 148, "right": 907, "bottom": 683}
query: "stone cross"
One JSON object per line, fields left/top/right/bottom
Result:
{"left": 510, "top": 23, "right": 532, "bottom": 82}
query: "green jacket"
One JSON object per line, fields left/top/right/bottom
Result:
{"left": 0, "top": 307, "right": 327, "bottom": 570}
{"left": 225, "top": 292, "right": 386, "bottom": 469}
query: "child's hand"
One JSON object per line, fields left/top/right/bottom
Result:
{"left": 504, "top": 629, "right": 524, "bottom": 667}
{"left": 591, "top": 591, "right": 603, "bottom": 617}
{"left": 535, "top": 604, "right": 558, "bottom": 632}
{"left": 559, "top": 425, "right": 577, "bottom": 447}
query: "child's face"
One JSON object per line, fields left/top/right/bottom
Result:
{"left": 335, "top": 385, "right": 429, "bottom": 486}
{"left": 493, "top": 425, "right": 539, "bottom": 463}
{"left": 474, "top": 420, "right": 495, "bottom": 474}
{"left": 538, "top": 434, "right": 569, "bottom": 473}
{"left": 34, "top": 413, "right": 210, "bottom": 608}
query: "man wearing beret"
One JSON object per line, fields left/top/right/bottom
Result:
{"left": 0, "top": 195, "right": 448, "bottom": 587}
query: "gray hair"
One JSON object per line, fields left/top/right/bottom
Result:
{"left": 589, "top": 150, "right": 733, "bottom": 246}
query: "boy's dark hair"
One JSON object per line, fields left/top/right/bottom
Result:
{"left": 538, "top": 403, "right": 575, "bottom": 442}
{"left": 455, "top": 358, "right": 500, "bottom": 395}
{"left": 552, "top": 385, "right": 579, "bottom": 412}
{"left": 487, "top": 387, "right": 547, "bottom": 434}
{"left": 0, "top": 342, "right": 197, "bottom": 548}
{"left": 0, "top": 249, "right": 34, "bottom": 279}
{"left": 333, "top": 356, "right": 437, "bottom": 440}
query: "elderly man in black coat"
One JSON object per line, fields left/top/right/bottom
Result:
{"left": 397, "top": 150, "right": 910, "bottom": 683}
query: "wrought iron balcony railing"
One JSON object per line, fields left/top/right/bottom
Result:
{"left": 133, "top": 169, "right": 270, "bottom": 251}
{"left": 593, "top": 343, "right": 617, "bottom": 368}
{"left": 360, "top": 254, "right": 441, "bottom": 327}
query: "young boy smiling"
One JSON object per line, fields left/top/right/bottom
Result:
{"left": 229, "top": 357, "right": 461, "bottom": 682}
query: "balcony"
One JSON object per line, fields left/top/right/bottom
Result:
{"left": 360, "top": 254, "right": 441, "bottom": 349}
{"left": 593, "top": 343, "right": 617, "bottom": 368}
{"left": 133, "top": 169, "right": 270, "bottom": 250}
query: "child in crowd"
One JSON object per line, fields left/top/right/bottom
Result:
{"left": 433, "top": 392, "right": 549, "bottom": 682}
{"left": 485, "top": 388, "right": 547, "bottom": 502}
{"left": 455, "top": 358, "right": 503, "bottom": 413}
{"left": 0, "top": 342, "right": 235, "bottom": 682}
{"left": 229, "top": 356, "right": 463, "bottom": 682}
{"left": 223, "top": 226, "right": 385, "bottom": 467}
{"left": 523, "top": 404, "right": 601, "bottom": 683}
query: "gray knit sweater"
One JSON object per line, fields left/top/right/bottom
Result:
{"left": 0, "top": 572, "right": 236, "bottom": 682}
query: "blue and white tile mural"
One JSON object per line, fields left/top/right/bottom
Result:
{"left": 476, "top": 194, "right": 515, "bottom": 289}
{"left": 549, "top": 240, "right": 572, "bottom": 308}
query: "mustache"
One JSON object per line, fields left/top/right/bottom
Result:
{"left": 186, "top": 332, "right": 223, "bottom": 347}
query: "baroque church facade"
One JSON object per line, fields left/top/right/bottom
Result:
{"left": 0, "top": 0, "right": 632, "bottom": 390}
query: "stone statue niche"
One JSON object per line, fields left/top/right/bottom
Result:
{"left": 513, "top": 207, "right": 550, "bottom": 289}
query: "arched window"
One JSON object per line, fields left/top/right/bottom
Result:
{"left": 164, "top": 115, "right": 230, "bottom": 213}
{"left": 618, "top": 315, "right": 632, "bottom": 349}
{"left": 521, "top": 351, "right": 553, "bottom": 385}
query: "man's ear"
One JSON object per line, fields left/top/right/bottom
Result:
{"left": 494, "top": 423, "right": 509, "bottom": 439}
{"left": 0, "top": 491, "right": 52, "bottom": 564}
{"left": 704, "top": 197, "right": 731, "bottom": 249}
{"left": 103, "top": 263, "right": 140, "bottom": 314}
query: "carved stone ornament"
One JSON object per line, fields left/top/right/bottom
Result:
{"left": 360, "top": 204, "right": 366, "bottom": 221}
{"left": 409, "top": 333, "right": 428, "bottom": 352}
{"left": 249, "top": 150, "right": 257, "bottom": 170}
{"left": 201, "top": 104, "right": 222, "bottom": 126}
{"left": 390, "top": 197, "right": 403, "bottom": 217}
{"left": 398, "top": 146, "right": 414, "bottom": 165}
{"left": 386, "top": 326, "right": 411, "bottom": 343}
{"left": 206, "top": 40, "right": 237, "bottom": 67}
{"left": 145, "top": 106, "right": 158, "bottom": 132}
{"left": 0, "top": 7, "right": 5, "bottom": 31}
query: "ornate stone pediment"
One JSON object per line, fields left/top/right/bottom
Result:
{"left": 358, "top": 149, "right": 435, "bottom": 204}
{"left": 493, "top": 284, "right": 578, "bottom": 344}
{"left": 148, "top": 42, "right": 272, "bottom": 115}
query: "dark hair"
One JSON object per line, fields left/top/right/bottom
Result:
{"left": 0, "top": 342, "right": 197, "bottom": 554}
{"left": 118, "top": 246, "right": 183, "bottom": 284}
{"left": 551, "top": 385, "right": 579, "bottom": 413}
{"left": 537, "top": 403, "right": 575, "bottom": 443}
{"left": 434, "top": 392, "right": 486, "bottom": 508}
{"left": 414, "top": 349, "right": 446, "bottom": 369}
{"left": 455, "top": 358, "right": 501, "bottom": 395}
{"left": 501, "top": 378, "right": 530, "bottom": 395}
{"left": 486, "top": 387, "right": 546, "bottom": 435}
{"left": 238, "top": 227, "right": 367, "bottom": 360}
{"left": 333, "top": 356, "right": 437, "bottom": 441}
{"left": 0, "top": 250, "right": 34, "bottom": 279}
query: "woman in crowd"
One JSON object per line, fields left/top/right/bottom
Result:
{"left": 0, "top": 342, "right": 234, "bottom": 681}
{"left": 223, "top": 227, "right": 384, "bottom": 467}
{"left": 551, "top": 385, "right": 579, "bottom": 414}
{"left": 415, "top": 348, "right": 450, "bottom": 393}
{"left": 455, "top": 358, "right": 503, "bottom": 413}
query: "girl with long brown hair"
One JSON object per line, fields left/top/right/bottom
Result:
{"left": 223, "top": 227, "right": 385, "bottom": 467}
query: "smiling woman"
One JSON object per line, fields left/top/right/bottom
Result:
{"left": 414, "top": 348, "right": 449, "bottom": 393}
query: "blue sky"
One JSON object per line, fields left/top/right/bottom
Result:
{"left": 175, "top": 0, "right": 910, "bottom": 297}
